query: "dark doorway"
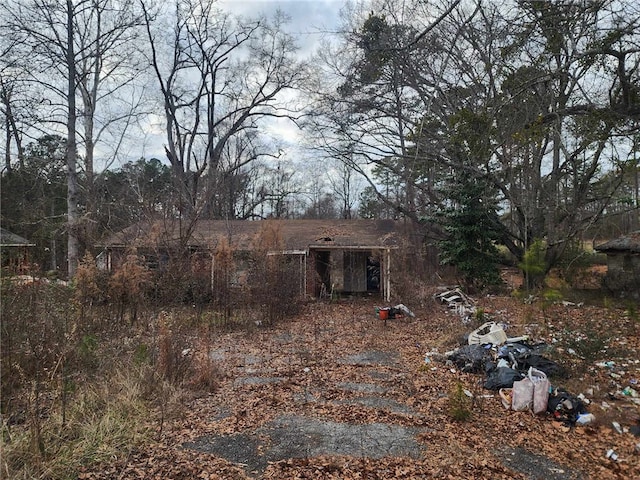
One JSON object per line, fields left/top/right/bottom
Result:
{"left": 315, "top": 251, "right": 331, "bottom": 296}
{"left": 367, "top": 255, "right": 381, "bottom": 292}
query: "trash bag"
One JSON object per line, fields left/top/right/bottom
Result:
{"left": 528, "top": 367, "right": 550, "bottom": 414}
{"left": 547, "top": 388, "right": 587, "bottom": 424}
{"left": 497, "top": 343, "right": 532, "bottom": 359}
{"left": 520, "top": 355, "right": 567, "bottom": 379}
{"left": 484, "top": 367, "right": 524, "bottom": 390}
{"left": 512, "top": 377, "right": 534, "bottom": 411}
{"left": 498, "top": 343, "right": 566, "bottom": 378}
{"left": 448, "top": 344, "right": 493, "bottom": 373}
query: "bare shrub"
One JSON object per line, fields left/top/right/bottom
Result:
{"left": 108, "top": 251, "right": 152, "bottom": 325}
{"left": 188, "top": 337, "right": 223, "bottom": 393}
{"left": 74, "top": 252, "right": 108, "bottom": 329}
{"left": 1, "top": 279, "right": 75, "bottom": 417}
{"left": 246, "top": 221, "right": 302, "bottom": 325}
{"left": 212, "top": 238, "right": 236, "bottom": 325}
{"left": 152, "top": 252, "right": 212, "bottom": 307}
{"left": 156, "top": 321, "right": 193, "bottom": 385}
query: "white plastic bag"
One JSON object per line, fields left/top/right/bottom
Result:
{"left": 528, "top": 367, "right": 550, "bottom": 414}
{"left": 511, "top": 377, "right": 534, "bottom": 411}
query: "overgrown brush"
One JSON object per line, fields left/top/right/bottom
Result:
{"left": 108, "top": 251, "right": 152, "bottom": 325}
{"left": 1, "top": 366, "right": 154, "bottom": 479}
{"left": 247, "top": 221, "right": 303, "bottom": 325}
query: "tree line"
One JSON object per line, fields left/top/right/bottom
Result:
{"left": 309, "top": 0, "right": 640, "bottom": 287}
{"left": 1, "top": 0, "right": 639, "bottom": 286}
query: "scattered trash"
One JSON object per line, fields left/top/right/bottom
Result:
{"left": 575, "top": 413, "right": 596, "bottom": 426}
{"left": 512, "top": 376, "right": 534, "bottom": 411}
{"left": 529, "top": 367, "right": 551, "bottom": 414}
{"left": 447, "top": 344, "right": 492, "bottom": 373}
{"left": 623, "top": 386, "right": 639, "bottom": 397}
{"left": 596, "top": 361, "right": 615, "bottom": 368}
{"left": 577, "top": 393, "right": 591, "bottom": 405}
{"left": 606, "top": 449, "right": 618, "bottom": 461}
{"left": 393, "top": 303, "right": 415, "bottom": 317}
{"left": 375, "top": 304, "right": 415, "bottom": 320}
{"left": 612, "top": 421, "right": 623, "bottom": 434}
{"left": 561, "top": 300, "right": 584, "bottom": 307}
{"left": 505, "top": 335, "right": 529, "bottom": 344}
{"left": 438, "top": 288, "right": 602, "bottom": 432}
{"left": 436, "top": 287, "right": 474, "bottom": 307}
{"left": 548, "top": 389, "right": 587, "bottom": 425}
{"left": 376, "top": 307, "right": 390, "bottom": 320}
{"left": 468, "top": 322, "right": 507, "bottom": 346}
{"left": 497, "top": 343, "right": 566, "bottom": 378}
{"left": 499, "top": 388, "right": 512, "bottom": 409}
{"left": 484, "top": 366, "right": 523, "bottom": 391}
{"left": 509, "top": 367, "right": 549, "bottom": 414}
{"left": 435, "top": 287, "right": 477, "bottom": 321}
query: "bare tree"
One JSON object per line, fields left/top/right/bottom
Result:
{"left": 1, "top": 0, "right": 149, "bottom": 277}
{"left": 310, "top": 0, "right": 640, "bottom": 276}
{"left": 327, "top": 158, "right": 363, "bottom": 218}
{"left": 141, "top": 0, "right": 306, "bottom": 241}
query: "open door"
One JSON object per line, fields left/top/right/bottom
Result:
{"left": 343, "top": 251, "right": 367, "bottom": 292}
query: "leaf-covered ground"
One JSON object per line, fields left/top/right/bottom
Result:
{"left": 82, "top": 292, "right": 640, "bottom": 479}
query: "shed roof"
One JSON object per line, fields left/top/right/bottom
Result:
{"left": 99, "top": 219, "right": 405, "bottom": 251}
{"left": 594, "top": 231, "right": 640, "bottom": 254}
{"left": 0, "top": 228, "right": 35, "bottom": 247}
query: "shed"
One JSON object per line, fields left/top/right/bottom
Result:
{"left": 594, "top": 230, "right": 640, "bottom": 299}
{"left": 1, "top": 227, "right": 36, "bottom": 273}
{"left": 98, "top": 219, "right": 411, "bottom": 301}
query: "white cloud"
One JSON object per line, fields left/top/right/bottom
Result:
{"left": 220, "top": 0, "right": 345, "bottom": 56}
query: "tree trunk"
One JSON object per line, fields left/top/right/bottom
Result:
{"left": 66, "top": 0, "right": 79, "bottom": 278}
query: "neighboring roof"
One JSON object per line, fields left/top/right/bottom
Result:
{"left": 99, "top": 219, "right": 405, "bottom": 251}
{"left": 595, "top": 231, "right": 640, "bottom": 254}
{"left": 0, "top": 228, "right": 35, "bottom": 247}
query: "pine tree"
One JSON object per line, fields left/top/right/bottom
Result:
{"left": 435, "top": 168, "right": 503, "bottom": 290}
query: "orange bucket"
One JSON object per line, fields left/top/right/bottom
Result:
{"left": 379, "top": 308, "right": 389, "bottom": 320}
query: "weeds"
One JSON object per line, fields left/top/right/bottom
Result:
{"left": 448, "top": 382, "right": 473, "bottom": 422}
{"left": 157, "top": 321, "right": 193, "bottom": 386}
{"left": 1, "top": 366, "right": 153, "bottom": 479}
{"left": 564, "top": 329, "right": 609, "bottom": 363}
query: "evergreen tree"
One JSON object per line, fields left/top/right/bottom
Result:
{"left": 435, "top": 168, "right": 503, "bottom": 290}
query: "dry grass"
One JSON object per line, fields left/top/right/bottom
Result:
{"left": 1, "top": 366, "right": 155, "bottom": 479}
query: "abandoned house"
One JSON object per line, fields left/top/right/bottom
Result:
{"left": 595, "top": 230, "right": 640, "bottom": 300}
{"left": 98, "top": 219, "right": 416, "bottom": 301}
{"left": 1, "top": 228, "right": 35, "bottom": 274}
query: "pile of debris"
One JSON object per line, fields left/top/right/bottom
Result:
{"left": 435, "top": 288, "right": 477, "bottom": 322}
{"left": 444, "top": 319, "right": 591, "bottom": 426}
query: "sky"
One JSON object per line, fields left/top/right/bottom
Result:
{"left": 220, "top": 0, "right": 345, "bottom": 42}
{"left": 214, "top": 1, "right": 347, "bottom": 162}
{"left": 134, "top": 0, "right": 347, "bottom": 165}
